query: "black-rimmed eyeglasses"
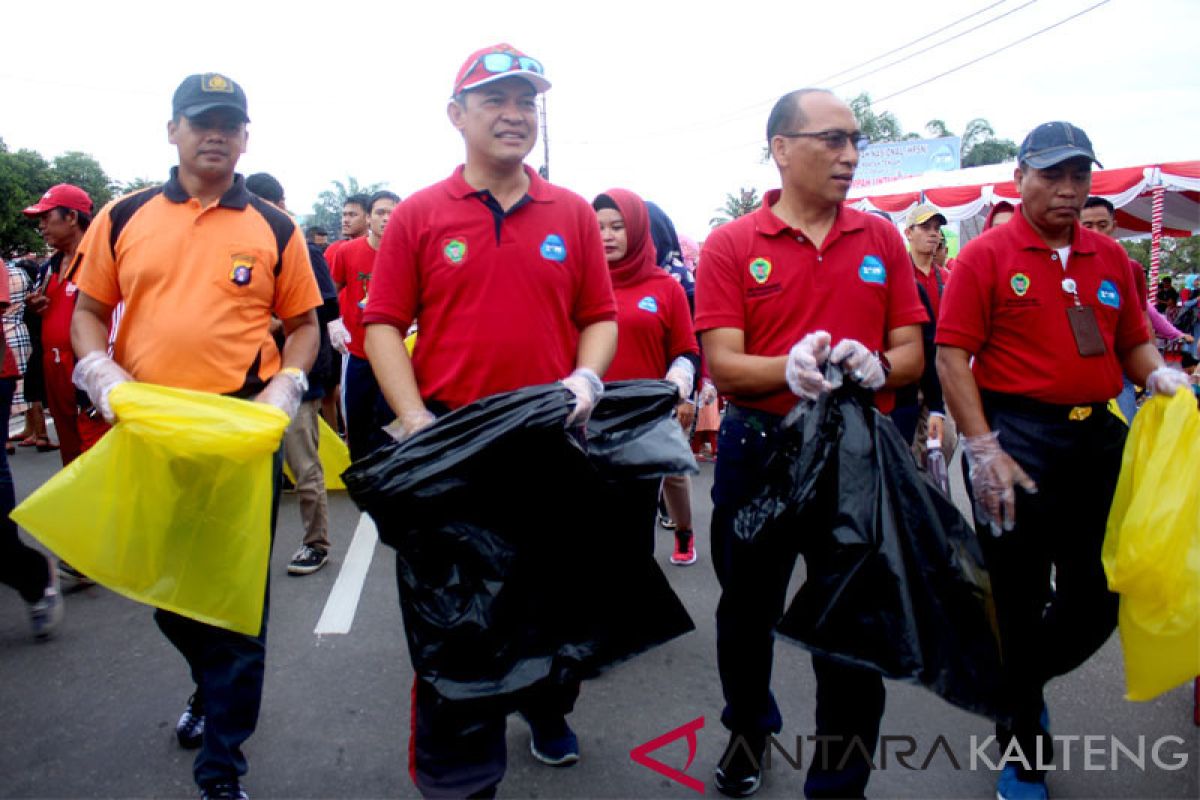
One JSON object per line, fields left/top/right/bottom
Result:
{"left": 776, "top": 130, "right": 870, "bottom": 151}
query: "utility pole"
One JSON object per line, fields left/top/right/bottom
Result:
{"left": 538, "top": 94, "right": 550, "bottom": 180}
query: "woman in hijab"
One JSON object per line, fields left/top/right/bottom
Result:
{"left": 593, "top": 189, "right": 701, "bottom": 564}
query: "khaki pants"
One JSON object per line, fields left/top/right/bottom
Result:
{"left": 283, "top": 399, "right": 330, "bottom": 551}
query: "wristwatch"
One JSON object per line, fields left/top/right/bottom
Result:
{"left": 873, "top": 351, "right": 892, "bottom": 380}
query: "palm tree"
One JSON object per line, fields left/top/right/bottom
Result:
{"left": 710, "top": 188, "right": 762, "bottom": 229}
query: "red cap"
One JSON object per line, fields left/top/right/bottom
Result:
{"left": 23, "top": 184, "right": 93, "bottom": 217}
{"left": 452, "top": 43, "right": 551, "bottom": 96}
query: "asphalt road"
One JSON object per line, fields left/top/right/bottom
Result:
{"left": 1, "top": 442, "right": 1196, "bottom": 799}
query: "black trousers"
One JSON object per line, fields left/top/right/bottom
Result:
{"left": 156, "top": 448, "right": 282, "bottom": 789}
{"left": 0, "top": 377, "right": 50, "bottom": 603}
{"left": 711, "top": 404, "right": 885, "bottom": 799}
{"left": 969, "top": 394, "right": 1125, "bottom": 782}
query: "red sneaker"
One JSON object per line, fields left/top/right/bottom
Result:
{"left": 670, "top": 530, "right": 697, "bottom": 566}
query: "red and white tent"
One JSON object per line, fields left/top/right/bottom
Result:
{"left": 847, "top": 161, "right": 1200, "bottom": 240}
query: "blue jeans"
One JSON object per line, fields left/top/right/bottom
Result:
{"left": 155, "top": 448, "right": 282, "bottom": 788}
{"left": 711, "top": 404, "right": 885, "bottom": 799}
{"left": 343, "top": 354, "right": 391, "bottom": 461}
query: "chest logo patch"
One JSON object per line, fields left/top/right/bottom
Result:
{"left": 637, "top": 296, "right": 659, "bottom": 313}
{"left": 1097, "top": 280, "right": 1120, "bottom": 309}
{"left": 1010, "top": 272, "right": 1031, "bottom": 297}
{"left": 230, "top": 254, "right": 254, "bottom": 287}
{"left": 858, "top": 255, "right": 886, "bottom": 285}
{"left": 443, "top": 238, "right": 467, "bottom": 265}
{"left": 540, "top": 234, "right": 567, "bottom": 262}
{"left": 749, "top": 257, "right": 772, "bottom": 285}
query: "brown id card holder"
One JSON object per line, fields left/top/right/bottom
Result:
{"left": 1066, "top": 305, "right": 1107, "bottom": 357}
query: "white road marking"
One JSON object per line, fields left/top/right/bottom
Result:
{"left": 314, "top": 512, "right": 379, "bottom": 635}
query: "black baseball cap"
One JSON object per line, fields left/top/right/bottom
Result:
{"left": 172, "top": 73, "right": 250, "bottom": 122}
{"left": 1018, "top": 122, "right": 1101, "bottom": 169}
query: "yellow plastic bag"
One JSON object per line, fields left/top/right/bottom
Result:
{"left": 12, "top": 382, "right": 289, "bottom": 635}
{"left": 1102, "top": 389, "right": 1200, "bottom": 701}
{"left": 283, "top": 417, "right": 350, "bottom": 490}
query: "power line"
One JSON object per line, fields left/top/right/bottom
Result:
{"left": 829, "top": 0, "right": 1040, "bottom": 90}
{"left": 816, "top": 0, "right": 1009, "bottom": 84}
{"left": 871, "top": 0, "right": 1112, "bottom": 105}
{"left": 557, "top": 0, "right": 1032, "bottom": 146}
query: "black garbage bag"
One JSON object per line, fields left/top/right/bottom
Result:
{"left": 343, "top": 380, "right": 697, "bottom": 702}
{"left": 733, "top": 366, "right": 1005, "bottom": 721}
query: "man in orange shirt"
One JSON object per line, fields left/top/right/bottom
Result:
{"left": 70, "top": 72, "right": 320, "bottom": 800}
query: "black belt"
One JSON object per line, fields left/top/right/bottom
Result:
{"left": 980, "top": 390, "right": 1108, "bottom": 423}
{"left": 724, "top": 403, "right": 783, "bottom": 434}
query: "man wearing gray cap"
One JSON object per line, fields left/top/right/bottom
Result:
{"left": 936, "top": 122, "right": 1187, "bottom": 800}
{"left": 70, "top": 73, "right": 321, "bottom": 800}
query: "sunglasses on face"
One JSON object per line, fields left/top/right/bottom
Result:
{"left": 777, "top": 129, "right": 870, "bottom": 151}
{"left": 476, "top": 52, "right": 544, "bottom": 76}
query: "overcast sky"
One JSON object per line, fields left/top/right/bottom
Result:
{"left": 2, "top": 0, "right": 1197, "bottom": 239}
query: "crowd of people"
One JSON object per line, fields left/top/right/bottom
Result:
{"left": 0, "top": 42, "right": 1196, "bottom": 800}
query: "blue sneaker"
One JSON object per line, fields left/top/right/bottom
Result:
{"left": 996, "top": 765, "right": 1047, "bottom": 800}
{"left": 527, "top": 715, "right": 579, "bottom": 767}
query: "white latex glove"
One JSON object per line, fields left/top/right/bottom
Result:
{"left": 328, "top": 318, "right": 351, "bottom": 355}
{"left": 664, "top": 355, "right": 695, "bottom": 400}
{"left": 830, "top": 338, "right": 886, "bottom": 390}
{"left": 699, "top": 379, "right": 718, "bottom": 407}
{"left": 255, "top": 368, "right": 307, "bottom": 420}
{"left": 961, "top": 431, "right": 1038, "bottom": 536}
{"left": 72, "top": 351, "right": 133, "bottom": 424}
{"left": 1145, "top": 366, "right": 1189, "bottom": 397}
{"left": 561, "top": 367, "right": 603, "bottom": 427}
{"left": 383, "top": 409, "right": 436, "bottom": 442}
{"left": 785, "top": 331, "right": 832, "bottom": 399}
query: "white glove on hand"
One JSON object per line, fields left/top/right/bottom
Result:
{"left": 1146, "top": 366, "right": 1189, "bottom": 397}
{"left": 785, "top": 331, "right": 832, "bottom": 399}
{"left": 256, "top": 368, "right": 307, "bottom": 421}
{"left": 72, "top": 351, "right": 132, "bottom": 424}
{"left": 830, "top": 338, "right": 886, "bottom": 390}
{"left": 383, "top": 409, "right": 436, "bottom": 442}
{"left": 962, "top": 431, "right": 1038, "bottom": 536}
{"left": 561, "top": 367, "right": 604, "bottom": 427}
{"left": 664, "top": 355, "right": 696, "bottom": 400}
{"left": 328, "top": 318, "right": 351, "bottom": 355}
{"left": 699, "top": 379, "right": 718, "bottom": 407}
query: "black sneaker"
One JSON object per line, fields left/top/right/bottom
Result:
{"left": 287, "top": 545, "right": 328, "bottom": 575}
{"left": 199, "top": 781, "right": 248, "bottom": 800}
{"left": 176, "top": 693, "right": 205, "bottom": 749}
{"left": 714, "top": 731, "right": 765, "bottom": 798}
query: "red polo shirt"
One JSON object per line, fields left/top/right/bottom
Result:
{"left": 606, "top": 270, "right": 698, "bottom": 381}
{"left": 364, "top": 165, "right": 616, "bottom": 410}
{"left": 327, "top": 236, "right": 377, "bottom": 359}
{"left": 911, "top": 258, "right": 947, "bottom": 319}
{"left": 0, "top": 267, "right": 17, "bottom": 379}
{"left": 695, "top": 192, "right": 927, "bottom": 416}
{"left": 936, "top": 212, "right": 1151, "bottom": 405}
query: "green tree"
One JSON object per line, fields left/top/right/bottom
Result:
{"left": 114, "top": 176, "right": 161, "bottom": 196}
{"left": 925, "top": 119, "right": 952, "bottom": 138}
{"left": 960, "top": 118, "right": 1018, "bottom": 167}
{"left": 49, "top": 151, "right": 115, "bottom": 210}
{"left": 848, "top": 93, "right": 911, "bottom": 143}
{"left": 710, "top": 188, "right": 761, "bottom": 229}
{"left": 0, "top": 138, "right": 53, "bottom": 258}
{"left": 1123, "top": 235, "right": 1200, "bottom": 279}
{"left": 308, "top": 176, "right": 385, "bottom": 238}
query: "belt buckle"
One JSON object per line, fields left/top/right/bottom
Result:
{"left": 1068, "top": 406, "right": 1092, "bottom": 422}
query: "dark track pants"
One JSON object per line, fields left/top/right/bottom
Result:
{"left": 711, "top": 404, "right": 885, "bottom": 799}
{"left": 969, "top": 393, "right": 1125, "bottom": 783}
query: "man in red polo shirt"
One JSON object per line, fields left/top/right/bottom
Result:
{"left": 328, "top": 189, "right": 398, "bottom": 460}
{"left": 362, "top": 44, "right": 616, "bottom": 798}
{"left": 936, "top": 122, "right": 1186, "bottom": 800}
{"left": 696, "top": 88, "right": 925, "bottom": 799}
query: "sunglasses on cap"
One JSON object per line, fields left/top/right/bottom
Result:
{"left": 473, "top": 52, "right": 545, "bottom": 77}
{"left": 777, "top": 129, "right": 870, "bottom": 152}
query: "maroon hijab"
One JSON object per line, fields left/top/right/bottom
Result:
{"left": 595, "top": 188, "right": 661, "bottom": 288}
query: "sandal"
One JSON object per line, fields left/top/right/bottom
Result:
{"left": 35, "top": 438, "right": 58, "bottom": 452}
{"left": 17, "top": 436, "right": 39, "bottom": 448}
